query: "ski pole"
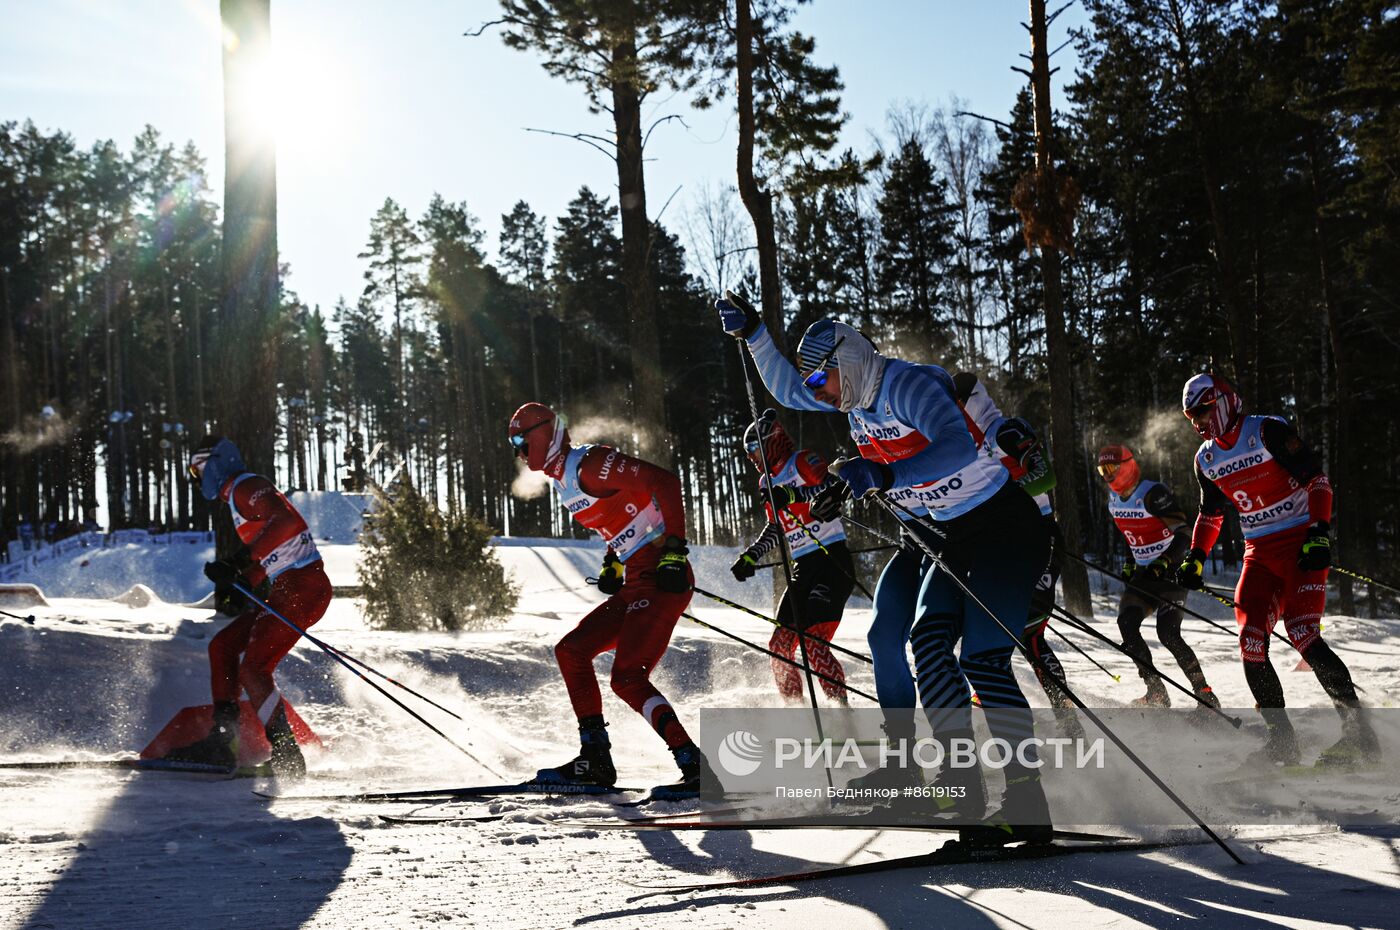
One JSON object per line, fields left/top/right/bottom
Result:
{"left": 1064, "top": 551, "right": 1249, "bottom": 640}
{"left": 729, "top": 312, "right": 833, "bottom": 787}
{"left": 1203, "top": 585, "right": 1240, "bottom": 610}
{"left": 753, "top": 543, "right": 897, "bottom": 571}
{"left": 680, "top": 611, "right": 875, "bottom": 704}
{"left": 690, "top": 584, "right": 874, "bottom": 665}
{"left": 870, "top": 493, "right": 1243, "bottom": 864}
{"left": 790, "top": 521, "right": 876, "bottom": 601}
{"left": 230, "top": 581, "right": 498, "bottom": 775}
{"left": 319, "top": 641, "right": 464, "bottom": 721}
{"left": 1333, "top": 565, "right": 1400, "bottom": 597}
{"left": 1048, "top": 605, "right": 1242, "bottom": 727}
{"left": 1041, "top": 622, "right": 1120, "bottom": 682}
{"left": 841, "top": 512, "right": 901, "bottom": 545}
{"left": 0, "top": 606, "right": 36, "bottom": 624}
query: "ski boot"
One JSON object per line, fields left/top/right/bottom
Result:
{"left": 960, "top": 768, "right": 1053, "bottom": 848}
{"left": 927, "top": 756, "right": 987, "bottom": 824}
{"left": 1130, "top": 678, "right": 1170, "bottom": 708}
{"left": 264, "top": 701, "right": 306, "bottom": 778}
{"left": 164, "top": 700, "right": 240, "bottom": 770}
{"left": 1317, "top": 703, "right": 1381, "bottom": 769}
{"left": 535, "top": 716, "right": 618, "bottom": 787}
{"left": 1192, "top": 685, "right": 1221, "bottom": 711}
{"left": 649, "top": 742, "right": 711, "bottom": 800}
{"left": 1247, "top": 710, "right": 1302, "bottom": 767}
{"left": 844, "top": 715, "right": 922, "bottom": 797}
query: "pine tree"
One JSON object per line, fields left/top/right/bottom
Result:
{"left": 875, "top": 136, "right": 955, "bottom": 352}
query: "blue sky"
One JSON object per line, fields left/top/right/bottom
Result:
{"left": 1, "top": 0, "right": 1086, "bottom": 315}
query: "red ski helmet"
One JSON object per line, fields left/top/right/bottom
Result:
{"left": 743, "top": 408, "right": 794, "bottom": 473}
{"left": 508, "top": 402, "right": 570, "bottom": 473}
{"left": 1182, "top": 373, "right": 1243, "bottom": 441}
{"left": 1096, "top": 444, "right": 1140, "bottom": 496}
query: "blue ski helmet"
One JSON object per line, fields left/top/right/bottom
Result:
{"left": 188, "top": 436, "right": 247, "bottom": 501}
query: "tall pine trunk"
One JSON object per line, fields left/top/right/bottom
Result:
{"left": 1029, "top": 0, "right": 1092, "bottom": 615}
{"left": 610, "top": 27, "right": 670, "bottom": 467}
{"left": 217, "top": 0, "right": 279, "bottom": 476}
{"left": 734, "top": 0, "right": 786, "bottom": 350}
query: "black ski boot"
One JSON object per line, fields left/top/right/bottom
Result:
{"left": 1248, "top": 709, "right": 1302, "bottom": 766}
{"left": 927, "top": 729, "right": 987, "bottom": 823}
{"left": 650, "top": 742, "right": 711, "bottom": 800}
{"left": 960, "top": 768, "right": 1053, "bottom": 848}
{"left": 1130, "top": 678, "right": 1170, "bottom": 708}
{"left": 535, "top": 716, "right": 618, "bottom": 787}
{"left": 164, "top": 700, "right": 240, "bottom": 770}
{"left": 846, "top": 714, "right": 922, "bottom": 795}
{"left": 264, "top": 701, "right": 306, "bottom": 779}
{"left": 1317, "top": 702, "right": 1381, "bottom": 769}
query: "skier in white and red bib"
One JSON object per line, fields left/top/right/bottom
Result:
{"left": 1177, "top": 373, "right": 1377, "bottom": 766}
{"left": 730, "top": 409, "right": 854, "bottom": 705}
{"left": 1096, "top": 444, "right": 1218, "bottom": 709}
{"left": 165, "top": 436, "right": 330, "bottom": 776}
{"left": 508, "top": 402, "right": 709, "bottom": 797}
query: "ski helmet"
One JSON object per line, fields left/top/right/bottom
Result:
{"left": 1181, "top": 373, "right": 1242, "bottom": 441}
{"left": 1096, "top": 444, "right": 1140, "bottom": 495}
{"left": 188, "top": 435, "right": 246, "bottom": 502}
{"left": 508, "top": 402, "right": 570, "bottom": 473}
{"left": 743, "top": 408, "right": 794, "bottom": 472}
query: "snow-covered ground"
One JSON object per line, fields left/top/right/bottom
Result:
{"left": 2, "top": 496, "right": 1397, "bottom": 929}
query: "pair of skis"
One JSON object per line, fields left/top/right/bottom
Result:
{"left": 0, "top": 757, "right": 274, "bottom": 778}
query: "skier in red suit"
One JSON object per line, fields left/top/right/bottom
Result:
{"left": 508, "top": 403, "right": 710, "bottom": 797}
{"left": 165, "top": 436, "right": 330, "bottom": 776}
{"left": 1177, "top": 374, "right": 1377, "bottom": 767}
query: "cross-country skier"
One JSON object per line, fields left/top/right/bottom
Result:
{"left": 1097, "top": 444, "right": 1219, "bottom": 710}
{"left": 952, "top": 373, "right": 1076, "bottom": 719}
{"left": 1177, "top": 373, "right": 1378, "bottom": 766}
{"left": 508, "top": 403, "right": 709, "bottom": 797}
{"left": 730, "top": 409, "right": 854, "bottom": 705}
{"left": 716, "top": 293, "right": 1053, "bottom": 844}
{"left": 165, "top": 436, "right": 329, "bottom": 776}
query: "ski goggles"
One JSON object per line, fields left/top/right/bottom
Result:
{"left": 187, "top": 451, "right": 212, "bottom": 481}
{"left": 1183, "top": 397, "right": 1218, "bottom": 421}
{"left": 508, "top": 420, "right": 551, "bottom": 455}
{"left": 801, "top": 336, "right": 845, "bottom": 390}
{"left": 1096, "top": 462, "right": 1120, "bottom": 479}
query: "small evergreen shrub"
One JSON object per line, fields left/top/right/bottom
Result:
{"left": 358, "top": 480, "right": 518, "bottom": 630}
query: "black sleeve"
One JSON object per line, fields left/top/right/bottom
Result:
{"left": 951, "top": 371, "right": 978, "bottom": 404}
{"left": 1259, "top": 418, "right": 1325, "bottom": 485}
{"left": 1196, "top": 462, "right": 1229, "bottom": 518}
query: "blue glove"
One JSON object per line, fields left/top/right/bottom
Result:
{"left": 716, "top": 290, "right": 760, "bottom": 339}
{"left": 830, "top": 456, "right": 893, "bottom": 500}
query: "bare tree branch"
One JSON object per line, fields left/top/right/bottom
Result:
{"left": 522, "top": 127, "right": 617, "bottom": 162}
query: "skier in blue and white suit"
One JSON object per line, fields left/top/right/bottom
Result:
{"left": 716, "top": 292, "right": 1053, "bottom": 844}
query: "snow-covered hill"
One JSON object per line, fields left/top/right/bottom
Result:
{"left": 2, "top": 517, "right": 1397, "bottom": 928}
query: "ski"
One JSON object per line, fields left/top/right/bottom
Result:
{"left": 256, "top": 781, "right": 649, "bottom": 803}
{"left": 0, "top": 757, "right": 274, "bottom": 778}
{"left": 628, "top": 836, "right": 1187, "bottom": 892}
{"left": 379, "top": 799, "right": 759, "bottom": 826}
{"left": 564, "top": 814, "right": 1129, "bottom": 844}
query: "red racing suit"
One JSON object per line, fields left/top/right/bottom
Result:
{"left": 550, "top": 444, "right": 694, "bottom": 748}
{"left": 1190, "top": 416, "right": 1333, "bottom": 664}
{"left": 209, "top": 474, "right": 331, "bottom": 718}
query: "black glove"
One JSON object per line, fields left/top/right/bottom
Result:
{"left": 1143, "top": 555, "right": 1172, "bottom": 582}
{"left": 596, "top": 551, "right": 624, "bottom": 595}
{"left": 730, "top": 550, "right": 759, "bottom": 582}
{"left": 716, "top": 289, "right": 761, "bottom": 339}
{"left": 1297, "top": 522, "right": 1332, "bottom": 571}
{"left": 763, "top": 484, "right": 800, "bottom": 512}
{"left": 204, "top": 559, "right": 242, "bottom": 587}
{"left": 809, "top": 478, "right": 852, "bottom": 523}
{"left": 655, "top": 536, "right": 691, "bottom": 594}
{"left": 1176, "top": 548, "right": 1207, "bottom": 590}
